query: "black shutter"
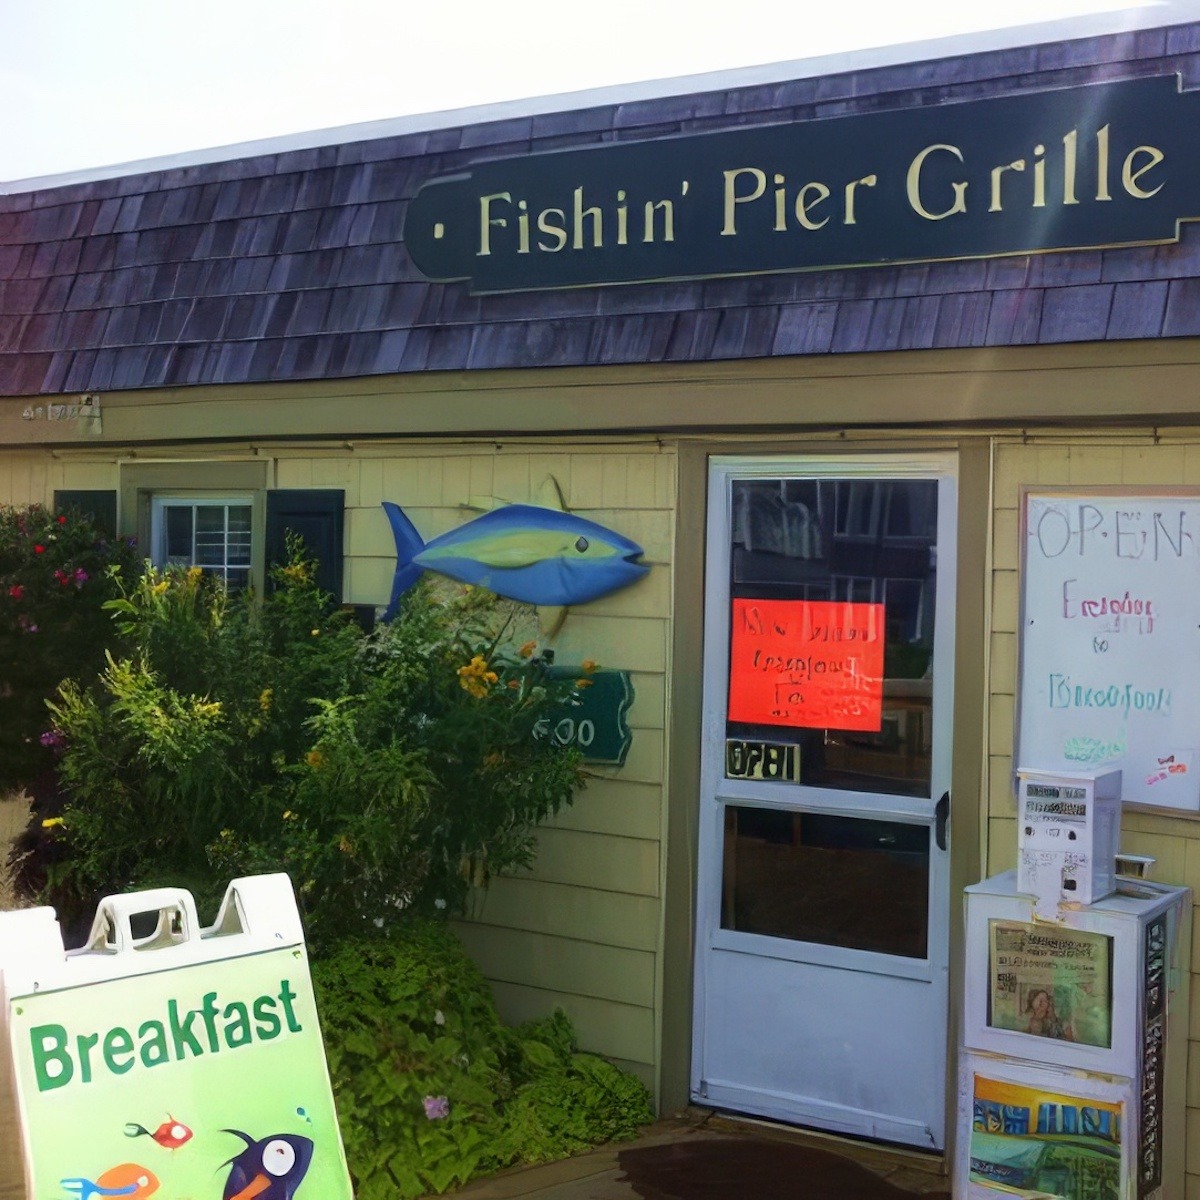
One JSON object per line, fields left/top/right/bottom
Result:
{"left": 54, "top": 489, "right": 117, "bottom": 538}
{"left": 265, "top": 489, "right": 345, "bottom": 601}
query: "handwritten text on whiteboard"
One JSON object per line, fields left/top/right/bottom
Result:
{"left": 1020, "top": 494, "right": 1200, "bottom": 811}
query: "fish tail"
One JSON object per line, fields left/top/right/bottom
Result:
{"left": 124, "top": 1123, "right": 149, "bottom": 1138}
{"left": 382, "top": 501, "right": 426, "bottom": 620}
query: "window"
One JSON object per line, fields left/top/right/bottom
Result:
{"left": 121, "top": 460, "right": 346, "bottom": 603}
{"left": 150, "top": 496, "right": 253, "bottom": 591}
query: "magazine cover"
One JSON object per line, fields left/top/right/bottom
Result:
{"left": 969, "top": 1073, "right": 1123, "bottom": 1200}
{"left": 988, "top": 919, "right": 1113, "bottom": 1048}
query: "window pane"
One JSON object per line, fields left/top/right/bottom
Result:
{"left": 164, "top": 506, "right": 193, "bottom": 561}
{"left": 156, "top": 500, "right": 253, "bottom": 587}
{"left": 195, "top": 506, "right": 226, "bottom": 535}
{"left": 721, "top": 805, "right": 929, "bottom": 958}
{"left": 726, "top": 478, "right": 937, "bottom": 799}
{"left": 227, "top": 506, "right": 252, "bottom": 564}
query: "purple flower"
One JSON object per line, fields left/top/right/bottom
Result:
{"left": 422, "top": 1095, "right": 450, "bottom": 1120}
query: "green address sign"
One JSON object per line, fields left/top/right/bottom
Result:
{"left": 540, "top": 668, "right": 635, "bottom": 766}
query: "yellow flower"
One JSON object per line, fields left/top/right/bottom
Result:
{"left": 458, "top": 655, "right": 498, "bottom": 696}
{"left": 280, "top": 562, "right": 313, "bottom": 585}
{"left": 258, "top": 688, "right": 273, "bottom": 711}
{"left": 41, "top": 816, "right": 65, "bottom": 829}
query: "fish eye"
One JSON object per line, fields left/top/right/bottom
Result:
{"left": 574, "top": 536, "right": 589, "bottom": 553}
{"left": 263, "top": 1139, "right": 297, "bottom": 1177}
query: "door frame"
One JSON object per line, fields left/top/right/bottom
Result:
{"left": 689, "top": 451, "right": 962, "bottom": 1147}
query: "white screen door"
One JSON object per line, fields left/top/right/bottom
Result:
{"left": 691, "top": 454, "right": 957, "bottom": 1150}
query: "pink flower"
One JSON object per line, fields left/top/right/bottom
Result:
{"left": 422, "top": 1095, "right": 450, "bottom": 1120}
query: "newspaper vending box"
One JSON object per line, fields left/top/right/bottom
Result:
{"left": 0, "top": 874, "right": 353, "bottom": 1200}
{"left": 958, "top": 870, "right": 1190, "bottom": 1200}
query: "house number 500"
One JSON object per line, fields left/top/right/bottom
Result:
{"left": 537, "top": 717, "right": 596, "bottom": 748}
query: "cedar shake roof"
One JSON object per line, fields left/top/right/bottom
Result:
{"left": 1, "top": 23, "right": 1199, "bottom": 397}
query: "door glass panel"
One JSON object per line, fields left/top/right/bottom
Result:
{"left": 720, "top": 805, "right": 929, "bottom": 958}
{"left": 726, "top": 478, "right": 937, "bottom": 798}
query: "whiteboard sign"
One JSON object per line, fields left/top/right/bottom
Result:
{"left": 1018, "top": 493, "right": 1200, "bottom": 811}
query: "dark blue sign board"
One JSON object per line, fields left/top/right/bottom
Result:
{"left": 406, "top": 76, "right": 1199, "bottom": 293}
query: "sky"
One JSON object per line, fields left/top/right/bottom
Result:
{"left": 3, "top": 0, "right": 1200, "bottom": 184}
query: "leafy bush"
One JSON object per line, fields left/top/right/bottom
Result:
{"left": 0, "top": 504, "right": 138, "bottom": 794}
{"left": 313, "top": 926, "right": 653, "bottom": 1198}
{"left": 37, "top": 547, "right": 588, "bottom": 944}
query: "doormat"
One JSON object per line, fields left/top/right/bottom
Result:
{"left": 617, "top": 1135, "right": 950, "bottom": 1200}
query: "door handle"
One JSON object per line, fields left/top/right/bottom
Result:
{"left": 935, "top": 791, "right": 950, "bottom": 851}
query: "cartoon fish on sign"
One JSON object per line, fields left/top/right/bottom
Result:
{"left": 383, "top": 501, "right": 648, "bottom": 621}
{"left": 59, "top": 1164, "right": 159, "bottom": 1200}
{"left": 221, "top": 1131, "right": 313, "bottom": 1200}
{"left": 124, "top": 1116, "right": 193, "bottom": 1149}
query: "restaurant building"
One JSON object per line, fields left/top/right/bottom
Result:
{"left": 4, "top": 13, "right": 1200, "bottom": 1185}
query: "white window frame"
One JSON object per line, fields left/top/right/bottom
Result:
{"left": 149, "top": 494, "right": 257, "bottom": 590}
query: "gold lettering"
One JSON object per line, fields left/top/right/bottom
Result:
{"left": 722, "top": 167, "right": 766, "bottom": 235}
{"left": 989, "top": 160, "right": 1026, "bottom": 212}
{"left": 1032, "top": 144, "right": 1046, "bottom": 208}
{"left": 843, "top": 174, "right": 876, "bottom": 225}
{"left": 795, "top": 182, "right": 830, "bottom": 231}
{"left": 1096, "top": 124, "right": 1111, "bottom": 201}
{"left": 907, "top": 145, "right": 968, "bottom": 221}
{"left": 477, "top": 192, "right": 511, "bottom": 256}
{"left": 643, "top": 200, "right": 675, "bottom": 242}
{"left": 1123, "top": 145, "right": 1165, "bottom": 199}
{"left": 572, "top": 188, "right": 602, "bottom": 250}
{"left": 517, "top": 199, "right": 530, "bottom": 254}
{"left": 537, "top": 209, "right": 567, "bottom": 252}
{"left": 1062, "top": 130, "right": 1079, "bottom": 205}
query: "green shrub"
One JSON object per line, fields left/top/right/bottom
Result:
{"left": 0, "top": 504, "right": 138, "bottom": 794}
{"left": 41, "top": 546, "right": 587, "bottom": 943}
{"left": 313, "top": 926, "right": 653, "bottom": 1198}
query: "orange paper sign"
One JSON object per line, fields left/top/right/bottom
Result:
{"left": 728, "top": 599, "right": 885, "bottom": 731}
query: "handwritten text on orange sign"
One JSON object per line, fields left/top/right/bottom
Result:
{"left": 728, "top": 599, "right": 885, "bottom": 731}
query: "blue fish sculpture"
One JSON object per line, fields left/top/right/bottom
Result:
{"left": 383, "top": 501, "right": 647, "bottom": 619}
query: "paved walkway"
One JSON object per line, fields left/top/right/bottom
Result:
{"left": 451, "top": 1114, "right": 951, "bottom": 1200}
